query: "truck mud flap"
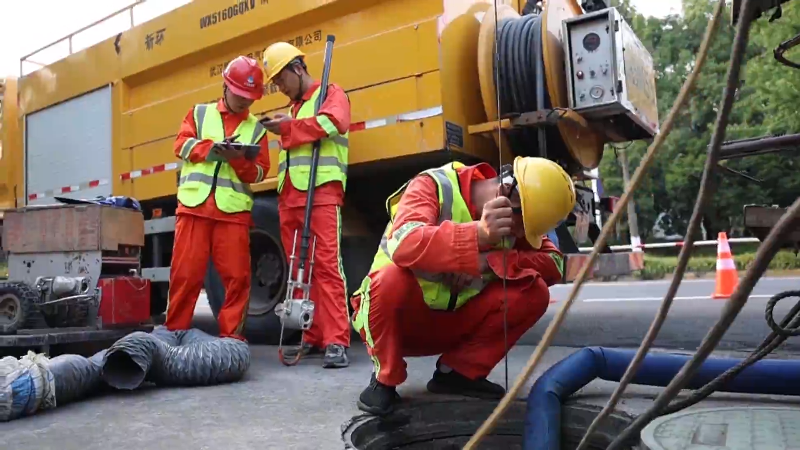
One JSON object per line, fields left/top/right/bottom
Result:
{"left": 563, "top": 252, "right": 644, "bottom": 282}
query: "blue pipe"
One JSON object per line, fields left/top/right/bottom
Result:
{"left": 524, "top": 347, "right": 800, "bottom": 450}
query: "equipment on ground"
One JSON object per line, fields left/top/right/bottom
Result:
{"left": 274, "top": 34, "right": 337, "bottom": 366}
{"left": 0, "top": 202, "right": 153, "bottom": 353}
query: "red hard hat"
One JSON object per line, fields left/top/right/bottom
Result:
{"left": 223, "top": 56, "right": 264, "bottom": 100}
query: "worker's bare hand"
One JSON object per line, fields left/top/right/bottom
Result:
{"left": 214, "top": 145, "right": 245, "bottom": 160}
{"left": 262, "top": 113, "right": 291, "bottom": 133}
{"left": 478, "top": 196, "right": 514, "bottom": 247}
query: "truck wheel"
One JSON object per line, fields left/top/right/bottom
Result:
{"left": 204, "top": 196, "right": 297, "bottom": 344}
{"left": 0, "top": 281, "right": 36, "bottom": 335}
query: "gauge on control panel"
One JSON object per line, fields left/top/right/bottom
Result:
{"left": 582, "top": 32, "right": 601, "bottom": 52}
{"left": 589, "top": 86, "right": 604, "bottom": 100}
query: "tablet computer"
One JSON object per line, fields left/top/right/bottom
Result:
{"left": 214, "top": 142, "right": 262, "bottom": 160}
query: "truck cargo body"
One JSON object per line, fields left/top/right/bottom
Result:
{"left": 1, "top": 0, "right": 633, "bottom": 342}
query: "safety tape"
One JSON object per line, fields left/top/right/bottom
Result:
{"left": 26, "top": 179, "right": 110, "bottom": 202}
{"left": 119, "top": 105, "right": 444, "bottom": 181}
{"left": 21, "top": 106, "right": 445, "bottom": 200}
{"left": 120, "top": 162, "right": 182, "bottom": 181}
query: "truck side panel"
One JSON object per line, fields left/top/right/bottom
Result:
{"left": 17, "top": 0, "right": 452, "bottom": 203}
{"left": 25, "top": 86, "right": 114, "bottom": 205}
{"left": 0, "top": 78, "right": 21, "bottom": 211}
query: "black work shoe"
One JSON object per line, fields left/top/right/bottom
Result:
{"left": 322, "top": 344, "right": 350, "bottom": 368}
{"left": 426, "top": 369, "right": 506, "bottom": 400}
{"left": 282, "top": 342, "right": 322, "bottom": 358}
{"left": 357, "top": 374, "right": 400, "bottom": 416}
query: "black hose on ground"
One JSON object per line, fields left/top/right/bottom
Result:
{"left": 2, "top": 327, "right": 250, "bottom": 421}
{"left": 102, "top": 327, "right": 251, "bottom": 390}
{"left": 48, "top": 350, "right": 107, "bottom": 406}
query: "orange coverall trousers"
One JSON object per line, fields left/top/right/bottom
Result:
{"left": 280, "top": 203, "right": 350, "bottom": 348}
{"left": 165, "top": 214, "right": 251, "bottom": 339}
{"left": 351, "top": 263, "right": 551, "bottom": 386}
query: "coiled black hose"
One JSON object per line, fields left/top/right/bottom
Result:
{"left": 495, "top": 13, "right": 575, "bottom": 168}
{"left": 102, "top": 327, "right": 251, "bottom": 390}
{"left": 4, "top": 327, "right": 250, "bottom": 421}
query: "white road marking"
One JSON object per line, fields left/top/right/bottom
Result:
{"left": 549, "top": 276, "right": 799, "bottom": 289}
{"left": 579, "top": 294, "right": 774, "bottom": 303}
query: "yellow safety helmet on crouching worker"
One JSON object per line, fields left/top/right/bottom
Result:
{"left": 262, "top": 42, "right": 306, "bottom": 81}
{"left": 508, "top": 157, "right": 576, "bottom": 249}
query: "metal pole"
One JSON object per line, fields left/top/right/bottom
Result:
{"left": 618, "top": 147, "right": 642, "bottom": 251}
{"left": 297, "top": 35, "right": 336, "bottom": 273}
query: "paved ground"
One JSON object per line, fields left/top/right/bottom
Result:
{"left": 3, "top": 342, "right": 800, "bottom": 450}
{"left": 524, "top": 277, "right": 800, "bottom": 352}
{"left": 2, "top": 277, "right": 798, "bottom": 449}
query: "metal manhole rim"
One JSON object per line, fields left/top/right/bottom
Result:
{"left": 342, "top": 398, "right": 636, "bottom": 449}
{"left": 640, "top": 405, "right": 800, "bottom": 450}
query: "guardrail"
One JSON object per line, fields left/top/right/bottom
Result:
{"left": 19, "top": 0, "right": 189, "bottom": 76}
{"left": 578, "top": 237, "right": 761, "bottom": 253}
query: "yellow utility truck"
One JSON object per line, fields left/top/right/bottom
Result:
{"left": 0, "top": 0, "right": 657, "bottom": 342}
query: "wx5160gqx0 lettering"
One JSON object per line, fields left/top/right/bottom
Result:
{"left": 275, "top": 34, "right": 337, "bottom": 367}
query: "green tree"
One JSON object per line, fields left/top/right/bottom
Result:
{"left": 598, "top": 0, "right": 800, "bottom": 244}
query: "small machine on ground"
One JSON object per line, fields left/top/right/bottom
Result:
{"left": 0, "top": 202, "right": 154, "bottom": 354}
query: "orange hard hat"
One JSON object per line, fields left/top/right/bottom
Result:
{"left": 223, "top": 56, "right": 264, "bottom": 100}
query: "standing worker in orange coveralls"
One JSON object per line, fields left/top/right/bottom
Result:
{"left": 260, "top": 42, "right": 352, "bottom": 368}
{"left": 351, "top": 157, "right": 576, "bottom": 415}
{"left": 164, "top": 56, "right": 270, "bottom": 341}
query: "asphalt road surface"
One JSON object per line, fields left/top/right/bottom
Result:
{"left": 521, "top": 276, "right": 800, "bottom": 352}
{"left": 193, "top": 276, "right": 800, "bottom": 354}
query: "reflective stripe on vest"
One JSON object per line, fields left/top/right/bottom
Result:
{"left": 358, "top": 162, "right": 513, "bottom": 311}
{"left": 277, "top": 85, "right": 349, "bottom": 193}
{"left": 176, "top": 103, "right": 267, "bottom": 214}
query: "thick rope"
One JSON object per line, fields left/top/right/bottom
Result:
{"left": 573, "top": 2, "right": 727, "bottom": 448}
{"left": 463, "top": 2, "right": 718, "bottom": 446}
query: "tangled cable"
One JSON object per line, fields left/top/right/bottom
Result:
{"left": 653, "top": 289, "right": 800, "bottom": 418}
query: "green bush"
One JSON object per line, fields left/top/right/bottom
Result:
{"left": 640, "top": 249, "right": 800, "bottom": 279}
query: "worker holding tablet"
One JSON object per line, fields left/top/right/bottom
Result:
{"left": 164, "top": 55, "right": 271, "bottom": 341}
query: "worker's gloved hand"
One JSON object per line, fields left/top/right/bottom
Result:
{"left": 478, "top": 196, "right": 514, "bottom": 247}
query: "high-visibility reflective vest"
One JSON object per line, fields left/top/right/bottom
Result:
{"left": 357, "top": 162, "right": 514, "bottom": 311}
{"left": 277, "top": 85, "right": 349, "bottom": 193}
{"left": 177, "top": 103, "right": 267, "bottom": 214}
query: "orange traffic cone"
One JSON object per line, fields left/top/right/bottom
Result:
{"left": 712, "top": 232, "right": 739, "bottom": 299}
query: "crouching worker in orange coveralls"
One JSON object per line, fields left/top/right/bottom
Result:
{"left": 260, "top": 42, "right": 352, "bottom": 368}
{"left": 164, "top": 56, "right": 270, "bottom": 341}
{"left": 350, "top": 157, "right": 577, "bottom": 415}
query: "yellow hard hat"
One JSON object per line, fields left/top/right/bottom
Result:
{"left": 262, "top": 42, "right": 305, "bottom": 81}
{"left": 512, "top": 156, "right": 576, "bottom": 249}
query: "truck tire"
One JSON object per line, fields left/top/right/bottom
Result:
{"left": 0, "top": 281, "right": 36, "bottom": 335}
{"left": 204, "top": 195, "right": 297, "bottom": 345}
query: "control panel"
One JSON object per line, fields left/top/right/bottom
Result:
{"left": 562, "top": 7, "right": 659, "bottom": 141}
{"left": 568, "top": 22, "right": 616, "bottom": 109}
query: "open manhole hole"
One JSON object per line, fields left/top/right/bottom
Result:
{"left": 342, "top": 399, "right": 636, "bottom": 449}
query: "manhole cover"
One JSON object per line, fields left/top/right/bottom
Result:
{"left": 641, "top": 406, "right": 800, "bottom": 450}
{"left": 341, "top": 399, "right": 635, "bottom": 449}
